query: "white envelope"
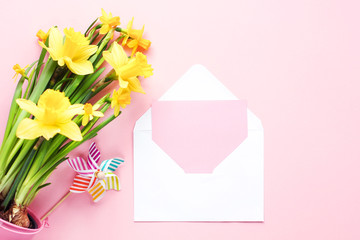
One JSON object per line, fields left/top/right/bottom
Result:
{"left": 133, "top": 64, "right": 264, "bottom": 221}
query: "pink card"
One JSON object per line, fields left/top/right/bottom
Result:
{"left": 152, "top": 100, "right": 247, "bottom": 173}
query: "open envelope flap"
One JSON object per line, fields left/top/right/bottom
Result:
{"left": 134, "top": 64, "right": 263, "bottom": 131}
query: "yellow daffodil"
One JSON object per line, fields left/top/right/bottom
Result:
{"left": 16, "top": 89, "right": 83, "bottom": 141}
{"left": 122, "top": 18, "right": 151, "bottom": 56}
{"left": 12, "top": 64, "right": 28, "bottom": 81}
{"left": 99, "top": 9, "right": 120, "bottom": 35}
{"left": 111, "top": 88, "right": 131, "bottom": 117}
{"left": 103, "top": 42, "right": 153, "bottom": 92}
{"left": 79, "top": 103, "right": 104, "bottom": 126}
{"left": 36, "top": 28, "right": 51, "bottom": 43}
{"left": 39, "top": 27, "right": 98, "bottom": 75}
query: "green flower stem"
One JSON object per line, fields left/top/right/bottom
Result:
{"left": 82, "top": 79, "right": 114, "bottom": 104}
{"left": 0, "top": 78, "right": 25, "bottom": 161}
{"left": 1, "top": 138, "right": 43, "bottom": 210}
{"left": 84, "top": 18, "right": 99, "bottom": 37}
{"left": 94, "top": 30, "right": 113, "bottom": 57}
{"left": 70, "top": 68, "right": 105, "bottom": 103}
{"left": 22, "top": 158, "right": 63, "bottom": 206}
{"left": 0, "top": 140, "right": 36, "bottom": 195}
{"left": 88, "top": 24, "right": 102, "bottom": 43}
{"left": 23, "top": 61, "right": 39, "bottom": 99}
{"left": 0, "top": 56, "right": 36, "bottom": 152}
{"left": 88, "top": 25, "right": 102, "bottom": 43}
{"left": 5, "top": 139, "right": 24, "bottom": 166}
{"left": 94, "top": 57, "right": 105, "bottom": 71}
{"left": 48, "top": 66, "right": 68, "bottom": 88}
{"left": 53, "top": 77, "right": 73, "bottom": 90}
{"left": 26, "top": 43, "right": 49, "bottom": 99}
{"left": 42, "top": 135, "right": 67, "bottom": 166}
{"left": 63, "top": 75, "right": 85, "bottom": 97}
{"left": 0, "top": 60, "right": 56, "bottom": 178}
{"left": 23, "top": 140, "right": 50, "bottom": 186}
{"left": 90, "top": 32, "right": 100, "bottom": 45}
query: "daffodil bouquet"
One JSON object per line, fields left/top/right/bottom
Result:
{"left": 0, "top": 9, "right": 152, "bottom": 228}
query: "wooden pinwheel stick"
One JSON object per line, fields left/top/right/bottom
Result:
{"left": 41, "top": 191, "right": 72, "bottom": 221}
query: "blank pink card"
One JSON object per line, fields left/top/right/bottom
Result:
{"left": 152, "top": 100, "right": 248, "bottom": 173}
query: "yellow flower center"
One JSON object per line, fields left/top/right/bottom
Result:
{"left": 119, "top": 52, "right": 152, "bottom": 80}
{"left": 37, "top": 90, "right": 72, "bottom": 125}
{"left": 84, "top": 103, "right": 93, "bottom": 115}
{"left": 43, "top": 109, "right": 60, "bottom": 125}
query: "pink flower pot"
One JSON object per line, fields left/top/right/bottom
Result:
{"left": 0, "top": 208, "right": 46, "bottom": 240}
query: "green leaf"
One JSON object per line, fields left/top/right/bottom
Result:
{"left": 37, "top": 183, "right": 51, "bottom": 190}
{"left": 85, "top": 18, "right": 98, "bottom": 36}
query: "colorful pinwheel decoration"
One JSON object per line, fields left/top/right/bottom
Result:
{"left": 67, "top": 142, "right": 124, "bottom": 202}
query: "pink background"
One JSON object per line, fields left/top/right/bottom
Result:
{"left": 0, "top": 0, "right": 360, "bottom": 239}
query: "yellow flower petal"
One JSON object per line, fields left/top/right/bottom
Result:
{"left": 122, "top": 18, "right": 135, "bottom": 46}
{"left": 139, "top": 38, "right": 151, "bottom": 50}
{"left": 103, "top": 42, "right": 128, "bottom": 71}
{"left": 118, "top": 77, "right": 129, "bottom": 88}
{"left": 72, "top": 45, "right": 97, "bottom": 62}
{"left": 82, "top": 114, "right": 89, "bottom": 126}
{"left": 36, "top": 30, "right": 47, "bottom": 42}
{"left": 99, "top": 25, "right": 110, "bottom": 35}
{"left": 93, "top": 104, "right": 101, "bottom": 110}
{"left": 38, "top": 90, "right": 70, "bottom": 111}
{"left": 39, "top": 125, "right": 61, "bottom": 140}
{"left": 12, "top": 64, "right": 28, "bottom": 81}
{"left": 114, "top": 105, "right": 120, "bottom": 117}
{"left": 127, "top": 77, "right": 145, "bottom": 94}
{"left": 64, "top": 58, "right": 94, "bottom": 75}
{"left": 16, "top": 119, "right": 60, "bottom": 140}
{"left": 48, "top": 28, "right": 64, "bottom": 59}
{"left": 93, "top": 111, "right": 104, "bottom": 117}
{"left": 101, "top": 8, "right": 108, "bottom": 19}
{"left": 16, "top": 89, "right": 83, "bottom": 141}
{"left": 111, "top": 42, "right": 129, "bottom": 67}
{"left": 16, "top": 99, "right": 41, "bottom": 118}
{"left": 58, "top": 121, "right": 83, "bottom": 141}
{"left": 104, "top": 42, "right": 151, "bottom": 90}
{"left": 40, "top": 27, "right": 97, "bottom": 75}
{"left": 123, "top": 22, "right": 151, "bottom": 56}
{"left": 58, "top": 104, "right": 83, "bottom": 123}
{"left": 99, "top": 9, "right": 120, "bottom": 35}
{"left": 111, "top": 88, "right": 131, "bottom": 117}
{"left": 64, "top": 28, "right": 90, "bottom": 46}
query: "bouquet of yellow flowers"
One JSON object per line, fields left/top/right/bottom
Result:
{"left": 0, "top": 9, "right": 152, "bottom": 229}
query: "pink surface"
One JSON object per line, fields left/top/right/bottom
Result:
{"left": 152, "top": 100, "right": 247, "bottom": 173}
{"left": 0, "top": 0, "right": 360, "bottom": 239}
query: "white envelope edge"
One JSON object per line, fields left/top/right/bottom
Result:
{"left": 133, "top": 64, "right": 264, "bottom": 221}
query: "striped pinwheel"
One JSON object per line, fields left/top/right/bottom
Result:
{"left": 67, "top": 142, "right": 124, "bottom": 202}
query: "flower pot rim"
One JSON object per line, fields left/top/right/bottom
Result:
{"left": 0, "top": 207, "right": 45, "bottom": 235}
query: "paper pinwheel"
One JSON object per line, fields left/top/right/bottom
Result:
{"left": 67, "top": 142, "right": 124, "bottom": 202}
